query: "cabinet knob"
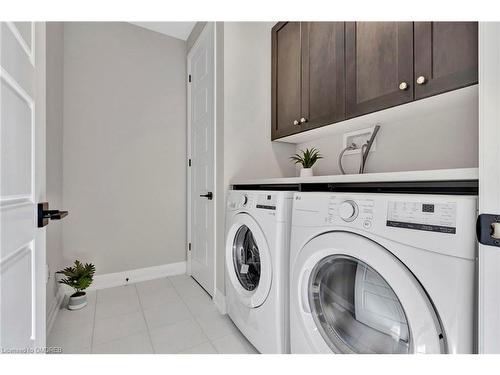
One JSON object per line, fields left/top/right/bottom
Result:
{"left": 416, "top": 76, "right": 427, "bottom": 85}
{"left": 300, "top": 117, "right": 307, "bottom": 124}
{"left": 293, "top": 120, "right": 299, "bottom": 126}
{"left": 399, "top": 81, "right": 409, "bottom": 91}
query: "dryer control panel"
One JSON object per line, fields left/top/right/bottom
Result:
{"left": 227, "top": 192, "right": 254, "bottom": 210}
{"left": 256, "top": 194, "right": 277, "bottom": 210}
{"left": 227, "top": 192, "right": 277, "bottom": 210}
{"left": 227, "top": 190, "right": 294, "bottom": 222}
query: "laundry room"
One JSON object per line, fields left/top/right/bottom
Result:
{"left": 2, "top": 1, "right": 500, "bottom": 371}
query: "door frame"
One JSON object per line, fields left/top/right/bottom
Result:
{"left": 478, "top": 22, "right": 500, "bottom": 354}
{"left": 186, "top": 22, "right": 217, "bottom": 297}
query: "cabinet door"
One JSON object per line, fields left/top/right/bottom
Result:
{"left": 345, "top": 22, "right": 414, "bottom": 118}
{"left": 414, "top": 22, "right": 478, "bottom": 100}
{"left": 301, "top": 22, "right": 345, "bottom": 131}
{"left": 271, "top": 22, "right": 302, "bottom": 140}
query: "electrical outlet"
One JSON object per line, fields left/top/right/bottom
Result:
{"left": 343, "top": 126, "right": 378, "bottom": 155}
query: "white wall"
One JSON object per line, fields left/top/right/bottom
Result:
{"left": 223, "top": 22, "right": 296, "bottom": 184}
{"left": 62, "top": 23, "right": 187, "bottom": 275}
{"left": 45, "top": 22, "right": 64, "bottom": 315}
{"left": 296, "top": 89, "right": 479, "bottom": 175}
{"left": 219, "top": 22, "right": 297, "bottom": 291}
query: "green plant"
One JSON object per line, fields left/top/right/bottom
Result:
{"left": 57, "top": 260, "right": 96, "bottom": 297}
{"left": 290, "top": 148, "right": 323, "bottom": 168}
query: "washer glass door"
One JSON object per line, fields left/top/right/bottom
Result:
{"left": 233, "top": 225, "right": 261, "bottom": 291}
{"left": 309, "top": 255, "right": 410, "bottom": 354}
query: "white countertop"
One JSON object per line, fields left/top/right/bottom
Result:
{"left": 231, "top": 168, "right": 478, "bottom": 185}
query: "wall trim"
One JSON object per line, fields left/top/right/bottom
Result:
{"left": 46, "top": 285, "right": 66, "bottom": 335}
{"left": 88, "top": 261, "right": 187, "bottom": 291}
{"left": 213, "top": 288, "right": 226, "bottom": 314}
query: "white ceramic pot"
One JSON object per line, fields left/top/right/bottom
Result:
{"left": 300, "top": 168, "right": 313, "bottom": 177}
{"left": 68, "top": 292, "right": 88, "bottom": 310}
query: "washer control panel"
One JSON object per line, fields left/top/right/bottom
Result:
{"left": 338, "top": 200, "right": 359, "bottom": 222}
{"left": 386, "top": 201, "right": 457, "bottom": 234}
{"left": 328, "top": 197, "right": 374, "bottom": 227}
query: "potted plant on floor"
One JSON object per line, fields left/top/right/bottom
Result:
{"left": 57, "top": 260, "right": 96, "bottom": 310}
{"left": 290, "top": 148, "right": 323, "bottom": 177}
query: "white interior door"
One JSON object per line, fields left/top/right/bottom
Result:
{"left": 478, "top": 22, "right": 500, "bottom": 354}
{"left": 187, "top": 23, "right": 215, "bottom": 296}
{"left": 1, "top": 22, "right": 46, "bottom": 352}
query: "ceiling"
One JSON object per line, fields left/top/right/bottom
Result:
{"left": 129, "top": 22, "right": 196, "bottom": 41}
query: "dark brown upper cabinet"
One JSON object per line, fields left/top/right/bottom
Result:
{"left": 345, "top": 22, "right": 414, "bottom": 118}
{"left": 271, "top": 22, "right": 302, "bottom": 139}
{"left": 300, "top": 22, "right": 346, "bottom": 132}
{"left": 271, "top": 22, "right": 345, "bottom": 140}
{"left": 414, "top": 22, "right": 478, "bottom": 100}
{"left": 271, "top": 21, "right": 478, "bottom": 140}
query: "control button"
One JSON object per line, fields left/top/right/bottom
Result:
{"left": 363, "top": 220, "right": 372, "bottom": 229}
{"left": 339, "top": 200, "right": 358, "bottom": 222}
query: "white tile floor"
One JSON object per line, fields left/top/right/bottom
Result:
{"left": 48, "top": 275, "right": 258, "bottom": 354}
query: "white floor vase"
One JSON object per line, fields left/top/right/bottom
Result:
{"left": 68, "top": 293, "right": 88, "bottom": 310}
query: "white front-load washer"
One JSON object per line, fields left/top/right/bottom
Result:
{"left": 225, "top": 190, "right": 294, "bottom": 354}
{"left": 290, "top": 192, "right": 477, "bottom": 354}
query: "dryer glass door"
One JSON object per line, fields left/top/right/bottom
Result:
{"left": 232, "top": 225, "right": 261, "bottom": 291}
{"left": 309, "top": 255, "right": 410, "bottom": 354}
{"left": 225, "top": 213, "right": 272, "bottom": 308}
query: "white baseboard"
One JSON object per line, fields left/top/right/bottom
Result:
{"left": 46, "top": 285, "right": 66, "bottom": 335}
{"left": 88, "top": 261, "right": 187, "bottom": 291}
{"left": 213, "top": 288, "right": 226, "bottom": 314}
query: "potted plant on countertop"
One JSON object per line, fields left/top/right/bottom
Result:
{"left": 57, "top": 260, "right": 96, "bottom": 310}
{"left": 290, "top": 148, "right": 323, "bottom": 177}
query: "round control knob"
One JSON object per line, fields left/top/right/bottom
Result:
{"left": 339, "top": 200, "right": 358, "bottom": 222}
{"left": 240, "top": 194, "right": 249, "bottom": 207}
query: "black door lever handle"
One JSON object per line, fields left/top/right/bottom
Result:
{"left": 200, "top": 192, "right": 213, "bottom": 200}
{"left": 45, "top": 210, "right": 68, "bottom": 220}
{"left": 38, "top": 202, "right": 69, "bottom": 227}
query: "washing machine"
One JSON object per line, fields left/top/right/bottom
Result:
{"left": 225, "top": 190, "right": 294, "bottom": 354}
{"left": 290, "top": 192, "right": 477, "bottom": 354}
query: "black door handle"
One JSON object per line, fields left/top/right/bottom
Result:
{"left": 200, "top": 192, "right": 213, "bottom": 200}
{"left": 38, "top": 202, "right": 69, "bottom": 228}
